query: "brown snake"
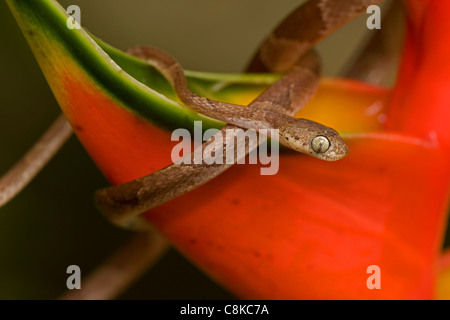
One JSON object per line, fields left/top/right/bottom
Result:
{"left": 126, "top": 46, "right": 348, "bottom": 160}
{"left": 95, "top": 0, "right": 382, "bottom": 228}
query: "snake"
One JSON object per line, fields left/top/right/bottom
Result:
{"left": 126, "top": 46, "right": 348, "bottom": 161}
{"left": 95, "top": 0, "right": 383, "bottom": 228}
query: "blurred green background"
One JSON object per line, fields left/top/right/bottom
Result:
{"left": 0, "top": 0, "right": 447, "bottom": 299}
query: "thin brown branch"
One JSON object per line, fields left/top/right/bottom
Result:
{"left": 343, "top": 0, "right": 405, "bottom": 85}
{"left": 59, "top": 230, "right": 170, "bottom": 300}
{"left": 0, "top": 114, "right": 72, "bottom": 207}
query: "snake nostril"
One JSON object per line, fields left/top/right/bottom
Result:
{"left": 311, "top": 135, "right": 330, "bottom": 153}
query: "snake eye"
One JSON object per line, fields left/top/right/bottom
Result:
{"left": 311, "top": 135, "right": 330, "bottom": 153}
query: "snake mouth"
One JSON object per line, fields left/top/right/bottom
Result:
{"left": 321, "top": 140, "right": 349, "bottom": 161}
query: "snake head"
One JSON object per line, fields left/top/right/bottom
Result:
{"left": 278, "top": 118, "right": 349, "bottom": 161}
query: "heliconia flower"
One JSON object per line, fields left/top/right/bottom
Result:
{"left": 7, "top": 0, "right": 450, "bottom": 299}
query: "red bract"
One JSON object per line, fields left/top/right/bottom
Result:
{"left": 388, "top": 1, "right": 450, "bottom": 151}
{"left": 141, "top": 0, "right": 450, "bottom": 299}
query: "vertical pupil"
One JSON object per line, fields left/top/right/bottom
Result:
{"left": 311, "top": 136, "right": 330, "bottom": 153}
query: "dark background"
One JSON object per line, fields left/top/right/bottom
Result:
{"left": 0, "top": 0, "right": 444, "bottom": 299}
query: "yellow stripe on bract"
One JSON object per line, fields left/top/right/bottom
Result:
{"left": 437, "top": 266, "right": 450, "bottom": 299}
